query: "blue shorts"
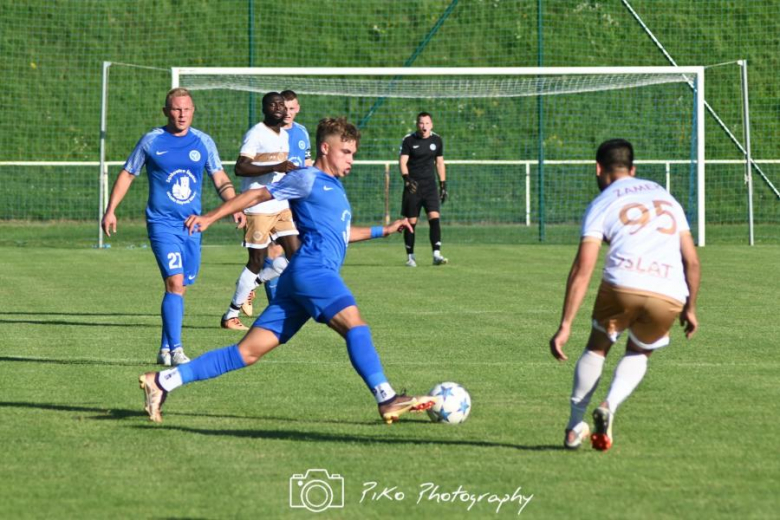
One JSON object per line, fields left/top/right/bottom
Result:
{"left": 254, "top": 264, "right": 356, "bottom": 343}
{"left": 148, "top": 230, "right": 201, "bottom": 285}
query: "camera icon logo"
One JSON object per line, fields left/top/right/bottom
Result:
{"left": 289, "top": 469, "right": 345, "bottom": 513}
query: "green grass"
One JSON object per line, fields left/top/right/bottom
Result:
{"left": 1, "top": 237, "right": 778, "bottom": 518}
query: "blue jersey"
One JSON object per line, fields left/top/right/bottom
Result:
{"left": 267, "top": 167, "right": 351, "bottom": 271}
{"left": 286, "top": 122, "right": 311, "bottom": 168}
{"left": 124, "top": 127, "right": 223, "bottom": 232}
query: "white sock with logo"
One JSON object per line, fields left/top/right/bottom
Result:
{"left": 605, "top": 352, "right": 648, "bottom": 412}
{"left": 373, "top": 383, "right": 396, "bottom": 404}
{"left": 158, "top": 368, "right": 183, "bottom": 392}
{"left": 567, "top": 350, "right": 605, "bottom": 430}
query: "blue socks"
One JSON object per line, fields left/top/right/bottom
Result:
{"left": 346, "top": 325, "right": 388, "bottom": 390}
{"left": 164, "top": 328, "right": 390, "bottom": 402}
{"left": 161, "top": 292, "right": 184, "bottom": 350}
{"left": 177, "top": 344, "right": 247, "bottom": 384}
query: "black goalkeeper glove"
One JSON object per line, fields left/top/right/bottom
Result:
{"left": 403, "top": 176, "right": 418, "bottom": 194}
{"left": 439, "top": 180, "right": 448, "bottom": 203}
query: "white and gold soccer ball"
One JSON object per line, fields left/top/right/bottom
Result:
{"left": 427, "top": 382, "right": 471, "bottom": 425}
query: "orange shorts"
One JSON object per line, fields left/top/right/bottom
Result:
{"left": 243, "top": 209, "right": 298, "bottom": 249}
{"left": 591, "top": 282, "right": 684, "bottom": 350}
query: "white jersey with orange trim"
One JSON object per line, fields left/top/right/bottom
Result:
{"left": 581, "top": 176, "right": 691, "bottom": 304}
{"left": 239, "top": 122, "right": 290, "bottom": 214}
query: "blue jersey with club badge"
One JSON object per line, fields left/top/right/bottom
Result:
{"left": 124, "top": 126, "right": 223, "bottom": 234}
{"left": 286, "top": 122, "right": 311, "bottom": 169}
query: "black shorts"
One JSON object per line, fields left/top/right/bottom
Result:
{"left": 401, "top": 181, "right": 440, "bottom": 218}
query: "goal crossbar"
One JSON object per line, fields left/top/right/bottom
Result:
{"left": 166, "top": 66, "right": 706, "bottom": 244}
{"left": 172, "top": 66, "right": 704, "bottom": 80}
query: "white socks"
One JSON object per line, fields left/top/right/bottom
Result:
{"left": 567, "top": 348, "right": 650, "bottom": 429}
{"left": 257, "top": 256, "right": 289, "bottom": 284}
{"left": 567, "top": 350, "right": 605, "bottom": 430}
{"left": 225, "top": 267, "right": 260, "bottom": 318}
{"left": 373, "top": 383, "right": 396, "bottom": 404}
{"left": 605, "top": 352, "right": 648, "bottom": 413}
{"left": 158, "top": 368, "right": 183, "bottom": 392}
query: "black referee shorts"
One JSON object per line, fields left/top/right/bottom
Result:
{"left": 401, "top": 181, "right": 440, "bottom": 218}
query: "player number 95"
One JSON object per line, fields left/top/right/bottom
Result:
{"left": 618, "top": 200, "right": 677, "bottom": 235}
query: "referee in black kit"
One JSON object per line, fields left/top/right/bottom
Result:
{"left": 398, "top": 111, "right": 448, "bottom": 267}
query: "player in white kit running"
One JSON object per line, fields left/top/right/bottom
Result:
{"left": 549, "top": 139, "right": 701, "bottom": 451}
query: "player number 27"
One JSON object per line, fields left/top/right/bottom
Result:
{"left": 167, "top": 252, "right": 183, "bottom": 269}
{"left": 618, "top": 200, "right": 677, "bottom": 235}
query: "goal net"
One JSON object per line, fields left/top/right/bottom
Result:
{"left": 168, "top": 67, "right": 705, "bottom": 244}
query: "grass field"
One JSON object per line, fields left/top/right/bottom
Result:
{"left": 1, "top": 239, "right": 778, "bottom": 519}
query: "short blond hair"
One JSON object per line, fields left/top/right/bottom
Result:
{"left": 316, "top": 117, "right": 360, "bottom": 157}
{"left": 165, "top": 87, "right": 193, "bottom": 109}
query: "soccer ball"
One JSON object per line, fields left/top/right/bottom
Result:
{"left": 427, "top": 382, "right": 471, "bottom": 424}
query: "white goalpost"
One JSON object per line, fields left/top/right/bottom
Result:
{"left": 100, "top": 66, "right": 706, "bottom": 245}
{"left": 173, "top": 66, "right": 705, "bottom": 244}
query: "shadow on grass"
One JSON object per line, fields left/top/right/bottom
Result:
{"left": 0, "top": 401, "right": 147, "bottom": 420}
{"left": 0, "top": 318, "right": 160, "bottom": 328}
{"left": 0, "top": 312, "right": 159, "bottom": 317}
{"left": 0, "top": 318, "right": 217, "bottom": 330}
{"left": 0, "top": 356, "right": 151, "bottom": 367}
{"left": 153, "top": 424, "right": 563, "bottom": 452}
{"left": 1, "top": 400, "right": 557, "bottom": 444}
{"left": 341, "top": 263, "right": 406, "bottom": 268}
{"left": 0, "top": 400, "right": 376, "bottom": 426}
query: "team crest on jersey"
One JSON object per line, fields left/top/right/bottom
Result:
{"left": 430, "top": 143, "right": 437, "bottom": 151}
{"left": 189, "top": 150, "right": 201, "bottom": 162}
{"left": 298, "top": 140, "right": 306, "bottom": 150}
{"left": 167, "top": 169, "right": 197, "bottom": 205}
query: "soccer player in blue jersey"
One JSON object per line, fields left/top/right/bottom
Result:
{"left": 102, "top": 88, "right": 244, "bottom": 366}
{"left": 139, "top": 117, "right": 437, "bottom": 424}
{"left": 282, "top": 90, "right": 312, "bottom": 170}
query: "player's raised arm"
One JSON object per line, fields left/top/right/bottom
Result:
{"left": 185, "top": 187, "right": 273, "bottom": 234}
{"left": 349, "top": 218, "right": 413, "bottom": 243}
{"left": 549, "top": 239, "right": 601, "bottom": 361}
